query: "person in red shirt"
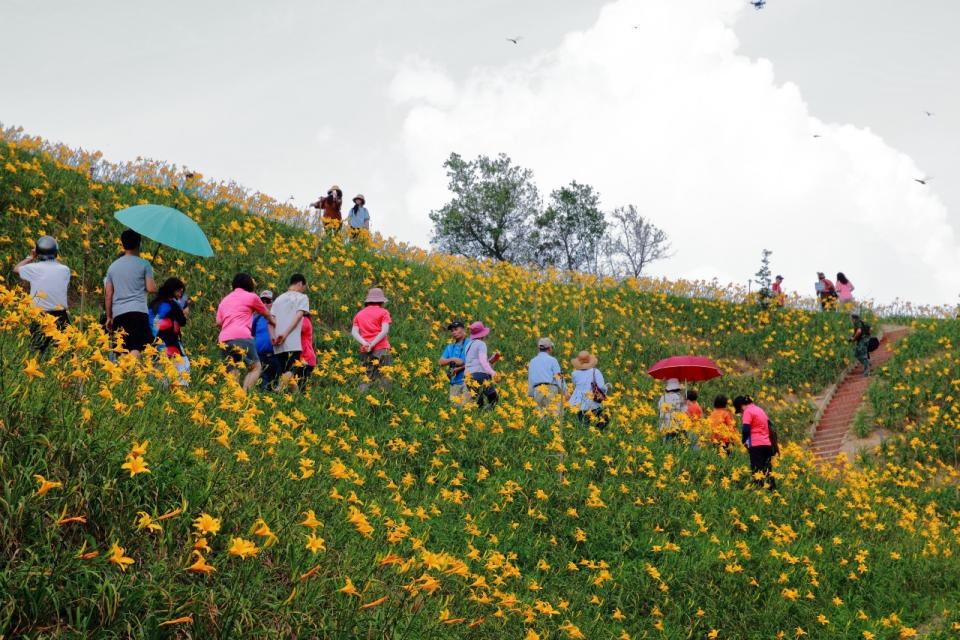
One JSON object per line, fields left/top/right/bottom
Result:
{"left": 298, "top": 315, "right": 316, "bottom": 391}
{"left": 815, "top": 272, "right": 837, "bottom": 310}
{"left": 771, "top": 275, "right": 785, "bottom": 306}
{"left": 686, "top": 389, "right": 703, "bottom": 419}
{"left": 351, "top": 287, "right": 392, "bottom": 390}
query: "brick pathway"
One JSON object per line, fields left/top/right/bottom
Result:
{"left": 810, "top": 328, "right": 909, "bottom": 464}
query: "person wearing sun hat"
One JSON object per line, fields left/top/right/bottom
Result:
{"left": 569, "top": 350, "right": 608, "bottom": 428}
{"left": 311, "top": 184, "right": 343, "bottom": 235}
{"left": 352, "top": 287, "right": 392, "bottom": 390}
{"left": 464, "top": 321, "right": 499, "bottom": 409}
{"left": 528, "top": 337, "right": 566, "bottom": 417}
{"left": 346, "top": 194, "right": 371, "bottom": 241}
{"left": 657, "top": 378, "right": 687, "bottom": 441}
{"left": 439, "top": 319, "right": 472, "bottom": 405}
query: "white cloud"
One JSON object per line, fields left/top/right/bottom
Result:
{"left": 390, "top": 0, "right": 957, "bottom": 305}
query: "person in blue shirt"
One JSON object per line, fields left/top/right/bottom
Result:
{"left": 252, "top": 290, "right": 279, "bottom": 390}
{"left": 527, "top": 337, "right": 566, "bottom": 418}
{"left": 438, "top": 320, "right": 471, "bottom": 406}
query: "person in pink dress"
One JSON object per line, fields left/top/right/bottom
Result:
{"left": 298, "top": 315, "right": 316, "bottom": 390}
{"left": 835, "top": 272, "right": 855, "bottom": 304}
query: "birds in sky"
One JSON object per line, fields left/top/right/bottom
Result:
{"left": 924, "top": 111, "right": 935, "bottom": 117}
{"left": 914, "top": 177, "right": 933, "bottom": 185}
{"left": 750, "top": 0, "right": 766, "bottom": 9}
{"left": 506, "top": 36, "right": 522, "bottom": 45}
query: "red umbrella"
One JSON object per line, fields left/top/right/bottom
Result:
{"left": 647, "top": 356, "right": 722, "bottom": 382}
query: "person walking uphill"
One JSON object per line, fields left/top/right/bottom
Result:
{"left": 149, "top": 277, "right": 190, "bottom": 384}
{"left": 836, "top": 272, "right": 855, "bottom": 305}
{"left": 14, "top": 235, "right": 71, "bottom": 355}
{"left": 352, "top": 287, "right": 392, "bottom": 391}
{"left": 569, "top": 351, "right": 608, "bottom": 429}
{"left": 216, "top": 273, "right": 275, "bottom": 392}
{"left": 438, "top": 320, "right": 471, "bottom": 406}
{"left": 252, "top": 290, "right": 279, "bottom": 390}
{"left": 733, "top": 395, "right": 777, "bottom": 491}
{"left": 528, "top": 338, "right": 566, "bottom": 417}
{"left": 815, "top": 272, "right": 837, "bottom": 310}
{"left": 271, "top": 274, "right": 311, "bottom": 388}
{"left": 850, "top": 312, "right": 871, "bottom": 376}
{"left": 104, "top": 229, "right": 157, "bottom": 357}
{"left": 464, "top": 321, "right": 498, "bottom": 409}
{"left": 657, "top": 378, "right": 687, "bottom": 441}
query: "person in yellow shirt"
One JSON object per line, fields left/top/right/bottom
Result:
{"left": 708, "top": 394, "right": 736, "bottom": 453}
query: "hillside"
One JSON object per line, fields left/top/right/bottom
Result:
{"left": 2, "top": 128, "right": 959, "bottom": 639}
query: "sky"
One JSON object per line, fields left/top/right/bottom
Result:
{"left": 1, "top": 0, "right": 958, "bottom": 305}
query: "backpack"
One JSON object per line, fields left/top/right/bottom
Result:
{"left": 867, "top": 337, "right": 880, "bottom": 353}
{"left": 147, "top": 302, "right": 168, "bottom": 338}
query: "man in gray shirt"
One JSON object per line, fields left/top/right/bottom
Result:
{"left": 104, "top": 229, "right": 157, "bottom": 356}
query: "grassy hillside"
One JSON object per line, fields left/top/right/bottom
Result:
{"left": 2, "top": 128, "right": 959, "bottom": 639}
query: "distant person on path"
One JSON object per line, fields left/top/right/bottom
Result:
{"left": 272, "top": 274, "right": 311, "bottom": 388}
{"left": 527, "top": 338, "right": 566, "bottom": 417}
{"left": 438, "top": 320, "right": 471, "bottom": 406}
{"left": 311, "top": 185, "right": 343, "bottom": 234}
{"left": 464, "top": 321, "right": 499, "bottom": 409}
{"left": 686, "top": 388, "right": 703, "bottom": 419}
{"left": 298, "top": 315, "right": 316, "bottom": 390}
{"left": 849, "top": 312, "right": 871, "bottom": 376}
{"left": 815, "top": 272, "right": 837, "bottom": 310}
{"left": 657, "top": 378, "right": 687, "bottom": 441}
{"left": 252, "top": 290, "right": 279, "bottom": 390}
{"left": 352, "top": 287, "right": 393, "bottom": 391}
{"left": 569, "top": 350, "right": 608, "bottom": 429}
{"left": 835, "top": 272, "right": 855, "bottom": 305}
{"left": 708, "top": 394, "right": 736, "bottom": 453}
{"left": 216, "top": 273, "right": 275, "bottom": 392}
{"left": 104, "top": 229, "right": 157, "bottom": 357}
{"left": 346, "top": 194, "right": 371, "bottom": 241}
{"left": 14, "top": 235, "right": 71, "bottom": 355}
{"left": 771, "top": 275, "right": 785, "bottom": 306}
{"left": 733, "top": 395, "right": 777, "bottom": 490}
{"left": 149, "top": 277, "right": 190, "bottom": 384}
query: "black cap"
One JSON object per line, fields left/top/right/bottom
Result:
{"left": 447, "top": 320, "right": 465, "bottom": 330}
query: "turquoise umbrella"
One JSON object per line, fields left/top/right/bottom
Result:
{"left": 114, "top": 204, "right": 214, "bottom": 257}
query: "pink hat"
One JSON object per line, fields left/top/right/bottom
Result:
{"left": 469, "top": 321, "right": 490, "bottom": 339}
{"left": 364, "top": 287, "right": 387, "bottom": 304}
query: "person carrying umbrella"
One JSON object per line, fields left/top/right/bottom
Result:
{"left": 104, "top": 229, "right": 157, "bottom": 357}
{"left": 657, "top": 378, "right": 687, "bottom": 441}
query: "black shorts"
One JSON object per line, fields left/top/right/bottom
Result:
{"left": 276, "top": 351, "right": 302, "bottom": 375}
{"left": 113, "top": 311, "right": 153, "bottom": 353}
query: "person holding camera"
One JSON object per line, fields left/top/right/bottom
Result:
{"left": 438, "top": 320, "right": 471, "bottom": 406}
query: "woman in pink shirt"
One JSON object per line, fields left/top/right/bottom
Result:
{"left": 351, "top": 287, "right": 392, "bottom": 390}
{"left": 298, "top": 315, "right": 316, "bottom": 390}
{"left": 835, "top": 272, "right": 855, "bottom": 304}
{"left": 733, "top": 395, "right": 777, "bottom": 491}
{"left": 216, "top": 273, "right": 274, "bottom": 391}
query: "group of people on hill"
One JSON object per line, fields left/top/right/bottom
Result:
{"left": 438, "top": 324, "right": 610, "bottom": 428}
{"left": 768, "top": 271, "right": 858, "bottom": 311}
{"left": 310, "top": 186, "right": 371, "bottom": 239}
{"left": 657, "top": 381, "right": 778, "bottom": 490}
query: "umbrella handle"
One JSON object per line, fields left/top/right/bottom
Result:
{"left": 154, "top": 240, "right": 162, "bottom": 263}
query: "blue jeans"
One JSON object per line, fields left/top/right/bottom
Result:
{"left": 258, "top": 352, "right": 280, "bottom": 390}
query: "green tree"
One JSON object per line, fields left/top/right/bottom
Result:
{"left": 535, "top": 181, "right": 607, "bottom": 272}
{"left": 428, "top": 152, "right": 540, "bottom": 263}
{"left": 755, "top": 248, "right": 773, "bottom": 308}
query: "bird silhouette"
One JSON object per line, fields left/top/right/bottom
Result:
{"left": 924, "top": 111, "right": 935, "bottom": 117}
{"left": 812, "top": 134, "right": 822, "bottom": 138}
{"left": 506, "top": 36, "right": 522, "bottom": 44}
{"left": 914, "top": 177, "right": 933, "bottom": 185}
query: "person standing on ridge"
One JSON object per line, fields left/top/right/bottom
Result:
{"left": 346, "top": 194, "right": 370, "bottom": 241}
{"left": 352, "top": 287, "right": 393, "bottom": 391}
{"left": 815, "top": 272, "right": 837, "bottom": 310}
{"left": 527, "top": 337, "right": 566, "bottom": 418}
{"left": 14, "top": 235, "right": 71, "bottom": 355}
{"left": 311, "top": 185, "right": 343, "bottom": 235}
{"left": 438, "top": 320, "right": 471, "bottom": 406}
{"left": 271, "top": 274, "right": 311, "bottom": 388}
{"left": 836, "top": 272, "right": 855, "bottom": 306}
{"left": 771, "top": 275, "right": 785, "bottom": 306}
{"left": 104, "top": 229, "right": 157, "bottom": 357}
{"left": 849, "top": 312, "right": 871, "bottom": 376}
